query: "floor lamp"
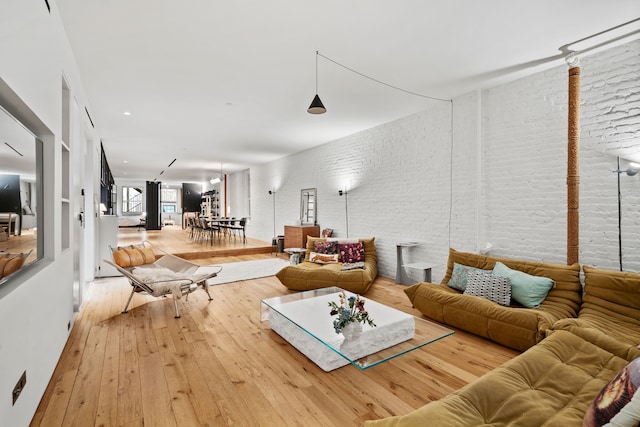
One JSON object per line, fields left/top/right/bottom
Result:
{"left": 338, "top": 189, "right": 349, "bottom": 238}
{"left": 615, "top": 157, "right": 640, "bottom": 271}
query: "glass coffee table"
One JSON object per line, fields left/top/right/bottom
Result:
{"left": 261, "top": 287, "right": 454, "bottom": 371}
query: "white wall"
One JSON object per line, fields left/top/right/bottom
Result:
{"left": 248, "top": 39, "right": 640, "bottom": 282}
{"left": 481, "top": 40, "right": 640, "bottom": 272}
{"left": 0, "top": 1, "right": 101, "bottom": 425}
{"left": 228, "top": 169, "right": 251, "bottom": 219}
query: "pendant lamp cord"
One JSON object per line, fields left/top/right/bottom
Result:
{"left": 316, "top": 51, "right": 450, "bottom": 103}
{"left": 315, "top": 51, "right": 319, "bottom": 93}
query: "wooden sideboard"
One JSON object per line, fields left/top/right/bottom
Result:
{"left": 284, "top": 225, "right": 320, "bottom": 249}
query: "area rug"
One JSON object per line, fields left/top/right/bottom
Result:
{"left": 205, "top": 258, "right": 289, "bottom": 285}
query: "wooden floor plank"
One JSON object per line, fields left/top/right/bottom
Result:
{"left": 94, "top": 325, "right": 120, "bottom": 427}
{"left": 31, "top": 229, "right": 519, "bottom": 426}
{"left": 61, "top": 325, "right": 108, "bottom": 426}
{"left": 153, "top": 326, "right": 203, "bottom": 426}
{"left": 164, "top": 318, "right": 223, "bottom": 424}
{"left": 138, "top": 352, "right": 177, "bottom": 427}
{"left": 191, "top": 340, "right": 258, "bottom": 426}
{"left": 116, "top": 310, "right": 143, "bottom": 425}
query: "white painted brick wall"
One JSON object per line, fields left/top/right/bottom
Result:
{"left": 580, "top": 40, "right": 640, "bottom": 271}
{"left": 245, "top": 39, "right": 640, "bottom": 282}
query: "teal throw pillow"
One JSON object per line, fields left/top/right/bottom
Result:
{"left": 492, "top": 262, "right": 554, "bottom": 308}
{"left": 448, "top": 262, "right": 490, "bottom": 291}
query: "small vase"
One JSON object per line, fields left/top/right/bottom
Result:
{"left": 341, "top": 322, "right": 363, "bottom": 341}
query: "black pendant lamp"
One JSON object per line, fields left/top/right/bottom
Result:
{"left": 307, "top": 51, "right": 326, "bottom": 114}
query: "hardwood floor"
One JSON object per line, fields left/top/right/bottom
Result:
{"left": 31, "top": 226, "right": 518, "bottom": 426}
{"left": 116, "top": 224, "right": 274, "bottom": 260}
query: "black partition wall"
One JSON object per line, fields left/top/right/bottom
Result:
{"left": 145, "top": 181, "right": 161, "bottom": 230}
{"left": 182, "top": 183, "right": 201, "bottom": 213}
{"left": 0, "top": 174, "right": 22, "bottom": 234}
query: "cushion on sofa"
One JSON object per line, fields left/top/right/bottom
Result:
{"left": 309, "top": 252, "right": 339, "bottom": 264}
{"left": 448, "top": 262, "right": 489, "bottom": 291}
{"left": 339, "top": 242, "right": 365, "bottom": 263}
{"left": 492, "top": 261, "right": 555, "bottom": 308}
{"left": 340, "top": 261, "right": 365, "bottom": 271}
{"left": 442, "top": 248, "right": 582, "bottom": 314}
{"left": 552, "top": 265, "right": 640, "bottom": 361}
{"left": 583, "top": 356, "right": 640, "bottom": 427}
{"left": 580, "top": 266, "right": 640, "bottom": 323}
{"left": 313, "top": 241, "right": 338, "bottom": 254}
{"left": 112, "top": 246, "right": 156, "bottom": 268}
{"left": 463, "top": 270, "right": 511, "bottom": 306}
{"left": 441, "top": 249, "right": 580, "bottom": 304}
{"left": 364, "top": 330, "right": 630, "bottom": 427}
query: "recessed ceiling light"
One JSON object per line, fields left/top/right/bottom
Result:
{"left": 226, "top": 102, "right": 233, "bottom": 107}
{"left": 124, "top": 111, "right": 131, "bottom": 116}
{"left": 123, "top": 160, "right": 128, "bottom": 163}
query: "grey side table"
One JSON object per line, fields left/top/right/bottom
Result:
{"left": 396, "top": 242, "right": 419, "bottom": 284}
{"left": 396, "top": 242, "right": 437, "bottom": 285}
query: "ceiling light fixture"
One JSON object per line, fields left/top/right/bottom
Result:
{"left": 306, "top": 51, "right": 451, "bottom": 115}
{"left": 4, "top": 142, "right": 24, "bottom": 157}
{"left": 307, "top": 51, "right": 326, "bottom": 114}
{"left": 210, "top": 162, "right": 223, "bottom": 185}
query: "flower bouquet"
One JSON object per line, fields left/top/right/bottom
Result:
{"left": 328, "top": 291, "right": 376, "bottom": 334}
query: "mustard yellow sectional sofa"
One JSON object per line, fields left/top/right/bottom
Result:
{"left": 365, "top": 330, "right": 630, "bottom": 427}
{"left": 275, "top": 237, "right": 378, "bottom": 294}
{"left": 404, "top": 248, "right": 583, "bottom": 352}
{"left": 365, "top": 253, "right": 640, "bottom": 427}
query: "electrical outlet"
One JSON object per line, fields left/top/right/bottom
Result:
{"left": 12, "top": 371, "right": 26, "bottom": 405}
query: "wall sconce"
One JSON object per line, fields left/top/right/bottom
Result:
{"left": 338, "top": 189, "right": 349, "bottom": 238}
{"left": 269, "top": 189, "right": 276, "bottom": 239}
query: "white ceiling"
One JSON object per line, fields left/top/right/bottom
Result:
{"left": 56, "top": 0, "right": 640, "bottom": 184}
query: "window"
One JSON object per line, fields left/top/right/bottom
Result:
{"left": 122, "top": 187, "right": 143, "bottom": 213}
{"left": 161, "top": 188, "right": 177, "bottom": 214}
{"left": 161, "top": 188, "right": 177, "bottom": 202}
{"left": 0, "top": 102, "right": 44, "bottom": 286}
